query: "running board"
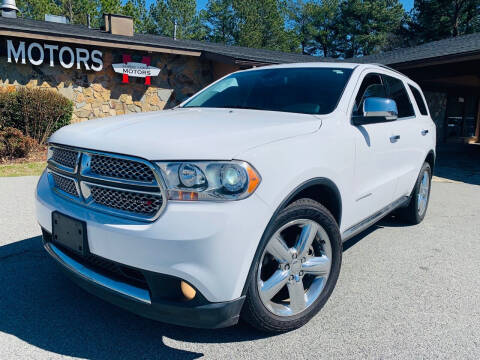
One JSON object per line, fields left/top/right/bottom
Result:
{"left": 341, "top": 196, "right": 410, "bottom": 242}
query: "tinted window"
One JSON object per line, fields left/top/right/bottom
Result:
{"left": 354, "top": 73, "right": 386, "bottom": 115}
{"left": 382, "top": 75, "right": 415, "bottom": 118}
{"left": 183, "top": 68, "right": 353, "bottom": 115}
{"left": 409, "top": 85, "right": 428, "bottom": 116}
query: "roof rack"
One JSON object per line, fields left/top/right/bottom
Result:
{"left": 374, "top": 63, "right": 405, "bottom": 76}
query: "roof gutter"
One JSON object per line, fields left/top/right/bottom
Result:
{"left": 388, "top": 51, "right": 480, "bottom": 70}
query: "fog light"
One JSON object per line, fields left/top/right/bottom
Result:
{"left": 181, "top": 281, "right": 196, "bottom": 300}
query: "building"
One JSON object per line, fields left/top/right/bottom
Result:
{"left": 358, "top": 35, "right": 480, "bottom": 145}
{"left": 0, "top": 13, "right": 317, "bottom": 123}
{"left": 1, "top": 10, "right": 479, "bottom": 145}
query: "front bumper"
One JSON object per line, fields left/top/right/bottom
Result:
{"left": 41, "top": 231, "right": 244, "bottom": 328}
{"left": 36, "top": 170, "right": 272, "bottom": 326}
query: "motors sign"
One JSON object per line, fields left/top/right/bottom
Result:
{"left": 4, "top": 39, "right": 103, "bottom": 71}
{"left": 113, "top": 54, "right": 160, "bottom": 85}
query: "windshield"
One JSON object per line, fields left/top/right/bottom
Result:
{"left": 183, "top": 67, "right": 353, "bottom": 115}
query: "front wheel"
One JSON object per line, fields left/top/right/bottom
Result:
{"left": 241, "top": 199, "right": 342, "bottom": 333}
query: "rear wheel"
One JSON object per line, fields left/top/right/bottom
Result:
{"left": 241, "top": 199, "right": 342, "bottom": 333}
{"left": 399, "top": 162, "right": 432, "bottom": 224}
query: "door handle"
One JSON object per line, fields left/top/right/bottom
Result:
{"left": 421, "top": 129, "right": 429, "bottom": 136}
{"left": 390, "top": 135, "right": 401, "bottom": 142}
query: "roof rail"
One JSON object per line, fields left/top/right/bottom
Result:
{"left": 374, "top": 63, "right": 405, "bottom": 76}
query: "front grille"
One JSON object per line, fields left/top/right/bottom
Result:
{"left": 47, "top": 146, "right": 166, "bottom": 221}
{"left": 90, "top": 186, "right": 163, "bottom": 215}
{"left": 51, "top": 172, "right": 79, "bottom": 197}
{"left": 90, "top": 154, "right": 155, "bottom": 183}
{"left": 51, "top": 147, "right": 78, "bottom": 169}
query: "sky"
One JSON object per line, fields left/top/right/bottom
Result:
{"left": 144, "top": 0, "right": 415, "bottom": 12}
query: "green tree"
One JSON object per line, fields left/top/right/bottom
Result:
{"left": 201, "top": 0, "right": 236, "bottom": 44}
{"left": 123, "top": 0, "right": 153, "bottom": 33}
{"left": 337, "top": 0, "right": 404, "bottom": 58}
{"left": 148, "top": 0, "right": 205, "bottom": 40}
{"left": 59, "top": 0, "right": 99, "bottom": 25}
{"left": 232, "top": 0, "right": 292, "bottom": 51}
{"left": 16, "top": 0, "right": 62, "bottom": 20}
{"left": 409, "top": 0, "right": 480, "bottom": 43}
{"left": 99, "top": 0, "right": 123, "bottom": 14}
{"left": 287, "top": 0, "right": 340, "bottom": 56}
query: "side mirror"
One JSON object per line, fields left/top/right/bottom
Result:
{"left": 352, "top": 97, "right": 398, "bottom": 126}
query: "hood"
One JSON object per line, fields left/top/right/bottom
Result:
{"left": 49, "top": 108, "right": 321, "bottom": 160}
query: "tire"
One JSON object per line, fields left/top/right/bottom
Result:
{"left": 241, "top": 198, "right": 342, "bottom": 333}
{"left": 398, "top": 162, "right": 432, "bottom": 225}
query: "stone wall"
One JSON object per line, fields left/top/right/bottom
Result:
{"left": 424, "top": 91, "right": 447, "bottom": 143}
{"left": 0, "top": 45, "right": 214, "bottom": 123}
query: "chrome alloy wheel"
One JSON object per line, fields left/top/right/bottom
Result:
{"left": 257, "top": 219, "right": 332, "bottom": 317}
{"left": 417, "top": 170, "right": 430, "bottom": 216}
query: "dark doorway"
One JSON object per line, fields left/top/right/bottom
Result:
{"left": 445, "top": 95, "right": 479, "bottom": 142}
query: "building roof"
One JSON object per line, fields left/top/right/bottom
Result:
{"left": 2, "top": 16, "right": 480, "bottom": 68}
{"left": 0, "top": 16, "right": 322, "bottom": 65}
{"left": 356, "top": 32, "right": 480, "bottom": 67}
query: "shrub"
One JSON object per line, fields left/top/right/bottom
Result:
{"left": 0, "top": 88, "right": 73, "bottom": 144}
{"left": 0, "top": 127, "right": 37, "bottom": 159}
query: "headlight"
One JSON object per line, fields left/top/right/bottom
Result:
{"left": 155, "top": 161, "right": 261, "bottom": 201}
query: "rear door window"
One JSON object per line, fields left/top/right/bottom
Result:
{"left": 409, "top": 85, "right": 429, "bottom": 116}
{"left": 382, "top": 75, "right": 415, "bottom": 118}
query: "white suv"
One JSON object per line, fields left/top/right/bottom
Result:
{"left": 36, "top": 63, "right": 436, "bottom": 332}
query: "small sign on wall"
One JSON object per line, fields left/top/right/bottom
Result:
{"left": 112, "top": 55, "right": 161, "bottom": 85}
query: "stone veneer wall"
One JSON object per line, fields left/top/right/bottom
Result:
{"left": 424, "top": 91, "right": 447, "bottom": 143}
{"left": 0, "top": 46, "right": 214, "bottom": 123}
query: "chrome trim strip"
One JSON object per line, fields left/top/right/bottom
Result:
{"left": 81, "top": 180, "right": 164, "bottom": 222}
{"left": 80, "top": 151, "right": 159, "bottom": 187}
{"left": 47, "top": 145, "right": 81, "bottom": 174}
{"left": 342, "top": 196, "right": 409, "bottom": 242}
{"left": 47, "top": 168, "right": 81, "bottom": 200}
{"left": 45, "top": 242, "right": 151, "bottom": 305}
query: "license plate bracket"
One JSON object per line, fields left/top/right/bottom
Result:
{"left": 52, "top": 212, "right": 88, "bottom": 256}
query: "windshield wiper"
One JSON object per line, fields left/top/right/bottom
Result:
{"left": 221, "top": 105, "right": 262, "bottom": 110}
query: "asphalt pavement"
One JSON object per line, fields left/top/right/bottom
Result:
{"left": 0, "top": 175, "right": 479, "bottom": 359}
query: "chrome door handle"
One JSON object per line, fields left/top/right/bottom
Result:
{"left": 421, "top": 129, "right": 429, "bottom": 136}
{"left": 390, "top": 135, "right": 401, "bottom": 142}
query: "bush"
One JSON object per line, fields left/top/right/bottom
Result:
{"left": 0, "top": 127, "right": 37, "bottom": 159}
{"left": 0, "top": 88, "right": 73, "bottom": 144}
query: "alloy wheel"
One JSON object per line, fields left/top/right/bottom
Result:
{"left": 417, "top": 170, "right": 430, "bottom": 216}
{"left": 257, "top": 219, "right": 332, "bottom": 317}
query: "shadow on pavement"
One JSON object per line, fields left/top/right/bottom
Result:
{"left": 0, "top": 236, "right": 271, "bottom": 360}
{"left": 342, "top": 214, "right": 413, "bottom": 252}
{"left": 434, "top": 143, "right": 480, "bottom": 185}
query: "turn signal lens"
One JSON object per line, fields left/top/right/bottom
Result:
{"left": 246, "top": 164, "right": 261, "bottom": 194}
{"left": 180, "top": 281, "right": 196, "bottom": 300}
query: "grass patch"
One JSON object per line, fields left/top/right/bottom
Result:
{"left": 0, "top": 161, "right": 46, "bottom": 177}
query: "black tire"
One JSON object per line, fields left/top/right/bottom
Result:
{"left": 241, "top": 198, "right": 342, "bottom": 333}
{"left": 398, "top": 162, "right": 432, "bottom": 225}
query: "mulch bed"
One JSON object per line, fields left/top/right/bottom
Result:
{"left": 0, "top": 146, "right": 47, "bottom": 165}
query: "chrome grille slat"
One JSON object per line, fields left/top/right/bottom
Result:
{"left": 51, "top": 147, "right": 78, "bottom": 170}
{"left": 47, "top": 146, "right": 167, "bottom": 222}
{"left": 90, "top": 155, "right": 155, "bottom": 183}
{"left": 51, "top": 172, "right": 79, "bottom": 197}
{"left": 90, "top": 186, "right": 163, "bottom": 215}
